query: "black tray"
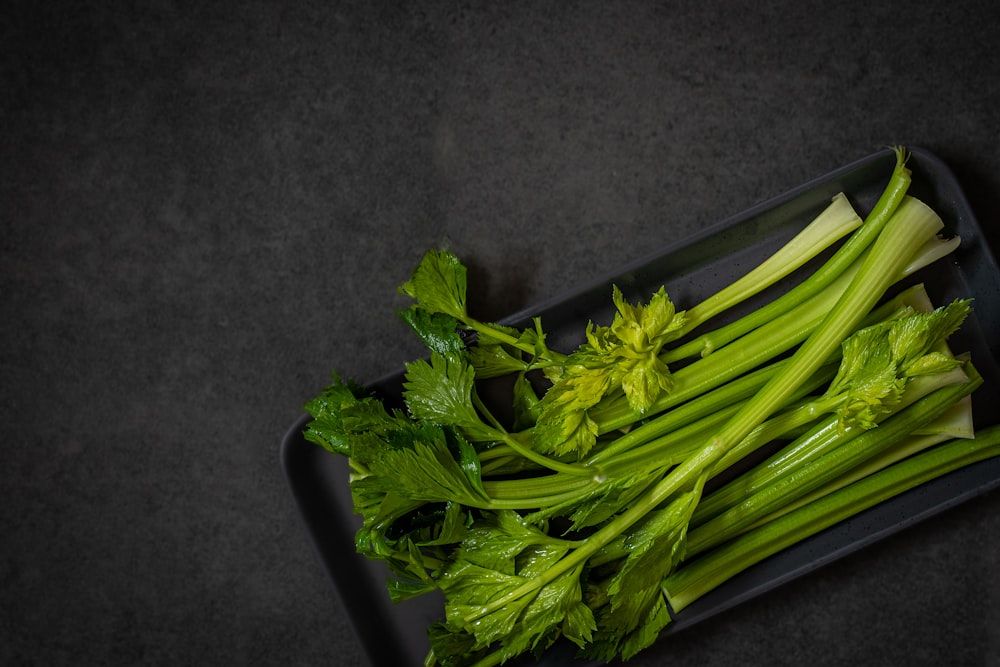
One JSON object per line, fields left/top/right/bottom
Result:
{"left": 281, "top": 147, "right": 1000, "bottom": 666}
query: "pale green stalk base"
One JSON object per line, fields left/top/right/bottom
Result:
{"left": 676, "top": 192, "right": 863, "bottom": 336}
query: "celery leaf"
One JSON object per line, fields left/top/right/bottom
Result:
{"left": 303, "top": 373, "right": 407, "bottom": 456}
{"left": 353, "top": 422, "right": 486, "bottom": 506}
{"left": 399, "top": 249, "right": 468, "bottom": 320}
{"left": 532, "top": 285, "right": 684, "bottom": 456}
{"left": 398, "top": 306, "right": 466, "bottom": 360}
{"left": 828, "top": 300, "right": 971, "bottom": 429}
{"left": 606, "top": 490, "right": 694, "bottom": 634}
{"left": 403, "top": 352, "right": 495, "bottom": 440}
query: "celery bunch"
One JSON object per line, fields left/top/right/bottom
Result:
{"left": 303, "top": 148, "right": 996, "bottom": 666}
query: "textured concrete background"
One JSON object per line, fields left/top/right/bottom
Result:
{"left": 3, "top": 1, "right": 1000, "bottom": 666}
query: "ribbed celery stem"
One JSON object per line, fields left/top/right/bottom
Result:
{"left": 684, "top": 368, "right": 982, "bottom": 557}
{"left": 665, "top": 422, "right": 1000, "bottom": 614}
{"left": 664, "top": 147, "right": 912, "bottom": 363}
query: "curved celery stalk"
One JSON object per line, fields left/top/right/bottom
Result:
{"left": 664, "top": 421, "right": 1000, "bottom": 615}
{"left": 673, "top": 192, "right": 863, "bottom": 337}
{"left": 902, "top": 235, "right": 962, "bottom": 276}
{"left": 663, "top": 147, "right": 912, "bottom": 363}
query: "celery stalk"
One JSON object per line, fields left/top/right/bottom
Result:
{"left": 674, "top": 192, "right": 863, "bottom": 337}
{"left": 664, "top": 423, "right": 1000, "bottom": 615}
{"left": 692, "top": 365, "right": 971, "bottom": 527}
{"left": 685, "top": 366, "right": 982, "bottom": 557}
{"left": 663, "top": 147, "right": 912, "bottom": 363}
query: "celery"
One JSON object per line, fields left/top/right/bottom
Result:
{"left": 300, "top": 147, "right": 992, "bottom": 667}
{"left": 439, "top": 187, "right": 955, "bottom": 663}
{"left": 662, "top": 149, "right": 912, "bottom": 363}
{"left": 664, "top": 422, "right": 1000, "bottom": 615}
{"left": 670, "top": 192, "right": 863, "bottom": 339}
{"left": 685, "top": 364, "right": 982, "bottom": 557}
{"left": 692, "top": 364, "right": 972, "bottom": 528}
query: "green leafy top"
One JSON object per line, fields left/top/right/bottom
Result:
{"left": 350, "top": 420, "right": 490, "bottom": 508}
{"left": 399, "top": 250, "right": 566, "bottom": 379}
{"left": 303, "top": 373, "right": 401, "bottom": 456}
{"left": 398, "top": 307, "right": 466, "bottom": 360}
{"left": 397, "top": 249, "right": 688, "bottom": 459}
{"left": 591, "top": 285, "right": 686, "bottom": 412}
{"left": 399, "top": 249, "right": 468, "bottom": 321}
{"left": 826, "top": 299, "right": 970, "bottom": 429}
{"left": 403, "top": 352, "right": 493, "bottom": 439}
{"left": 585, "top": 481, "right": 702, "bottom": 661}
{"left": 532, "top": 286, "right": 685, "bottom": 457}
{"left": 433, "top": 511, "right": 596, "bottom": 664}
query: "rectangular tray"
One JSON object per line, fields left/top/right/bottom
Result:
{"left": 281, "top": 147, "right": 1000, "bottom": 666}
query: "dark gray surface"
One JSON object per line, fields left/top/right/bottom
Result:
{"left": 3, "top": 2, "right": 999, "bottom": 666}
